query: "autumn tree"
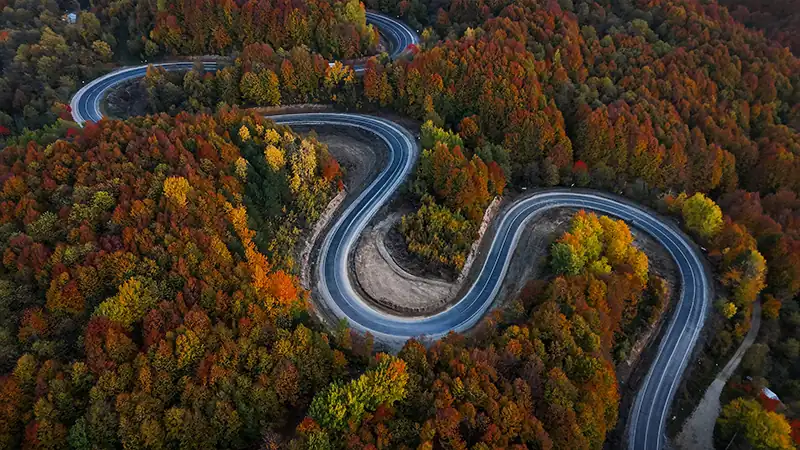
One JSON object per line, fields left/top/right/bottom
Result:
{"left": 716, "top": 398, "right": 794, "bottom": 450}
{"left": 400, "top": 196, "right": 476, "bottom": 273}
{"left": 552, "top": 211, "right": 648, "bottom": 284}
{"left": 681, "top": 193, "right": 724, "bottom": 240}
{"left": 240, "top": 70, "right": 281, "bottom": 106}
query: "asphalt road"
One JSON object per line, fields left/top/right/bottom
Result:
{"left": 232, "top": 114, "right": 711, "bottom": 450}
{"left": 69, "top": 12, "right": 709, "bottom": 450}
{"left": 364, "top": 12, "right": 419, "bottom": 61}
{"left": 302, "top": 116, "right": 708, "bottom": 450}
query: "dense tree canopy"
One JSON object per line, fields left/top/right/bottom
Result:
{"left": 93, "top": 0, "right": 378, "bottom": 59}
{"left": 0, "top": 126, "right": 667, "bottom": 449}
{"left": 718, "top": 0, "right": 800, "bottom": 55}
{"left": 0, "top": 109, "right": 346, "bottom": 448}
{"left": 358, "top": 0, "right": 799, "bottom": 437}
{"left": 400, "top": 121, "right": 505, "bottom": 276}
{"left": 135, "top": 45, "right": 359, "bottom": 117}
{"left": 551, "top": 211, "right": 648, "bottom": 283}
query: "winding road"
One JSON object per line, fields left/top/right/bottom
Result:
{"left": 69, "top": 12, "right": 418, "bottom": 123}
{"left": 69, "top": 13, "right": 710, "bottom": 450}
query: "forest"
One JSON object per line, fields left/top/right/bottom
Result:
{"left": 0, "top": 118, "right": 662, "bottom": 447}
{"left": 0, "top": 108, "right": 349, "bottom": 448}
{"left": 358, "top": 0, "right": 800, "bottom": 444}
{"left": 400, "top": 120, "right": 505, "bottom": 276}
{"left": 717, "top": 0, "right": 800, "bottom": 55}
{"left": 0, "top": 0, "right": 799, "bottom": 447}
{"left": 91, "top": 0, "right": 379, "bottom": 59}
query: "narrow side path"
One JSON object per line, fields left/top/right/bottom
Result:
{"left": 674, "top": 300, "right": 762, "bottom": 449}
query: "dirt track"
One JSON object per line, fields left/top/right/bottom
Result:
{"left": 673, "top": 300, "right": 762, "bottom": 450}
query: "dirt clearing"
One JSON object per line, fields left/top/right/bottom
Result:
{"left": 354, "top": 213, "right": 456, "bottom": 315}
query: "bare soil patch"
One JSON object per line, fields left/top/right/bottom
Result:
{"left": 354, "top": 212, "right": 456, "bottom": 315}
{"left": 354, "top": 195, "right": 502, "bottom": 316}
{"left": 489, "top": 205, "right": 576, "bottom": 307}
{"left": 299, "top": 126, "right": 386, "bottom": 191}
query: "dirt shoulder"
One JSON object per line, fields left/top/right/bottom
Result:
{"left": 302, "top": 126, "right": 385, "bottom": 190}
{"left": 617, "top": 227, "right": 679, "bottom": 383}
{"left": 478, "top": 204, "right": 576, "bottom": 309}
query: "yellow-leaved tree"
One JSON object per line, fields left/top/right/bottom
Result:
{"left": 163, "top": 176, "right": 190, "bottom": 208}
{"left": 265, "top": 144, "right": 286, "bottom": 171}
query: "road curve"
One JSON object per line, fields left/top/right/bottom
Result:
{"left": 274, "top": 114, "right": 709, "bottom": 450}
{"left": 69, "top": 11, "right": 418, "bottom": 124}
{"left": 69, "top": 13, "right": 708, "bottom": 450}
{"left": 273, "top": 117, "right": 708, "bottom": 450}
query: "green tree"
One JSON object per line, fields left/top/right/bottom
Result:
{"left": 741, "top": 343, "right": 770, "bottom": 377}
{"left": 308, "top": 355, "right": 408, "bottom": 432}
{"left": 215, "top": 66, "right": 241, "bottom": 106}
{"left": 420, "top": 120, "right": 463, "bottom": 150}
{"left": 240, "top": 70, "right": 281, "bottom": 106}
{"left": 551, "top": 211, "right": 647, "bottom": 283}
{"left": 400, "top": 196, "right": 476, "bottom": 273}
{"left": 93, "top": 277, "right": 159, "bottom": 330}
{"left": 551, "top": 242, "right": 583, "bottom": 275}
{"left": 260, "top": 70, "right": 281, "bottom": 106}
{"left": 240, "top": 71, "right": 264, "bottom": 105}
